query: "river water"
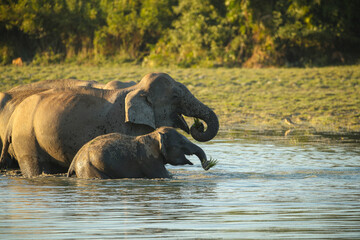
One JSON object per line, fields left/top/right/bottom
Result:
{"left": 1, "top": 131, "right": 359, "bottom": 239}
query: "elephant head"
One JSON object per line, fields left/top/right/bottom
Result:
{"left": 157, "top": 127, "right": 207, "bottom": 168}
{"left": 125, "top": 73, "right": 219, "bottom": 142}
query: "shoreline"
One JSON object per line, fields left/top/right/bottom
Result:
{"left": 1, "top": 64, "right": 359, "bottom": 137}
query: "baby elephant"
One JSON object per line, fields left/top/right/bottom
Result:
{"left": 67, "top": 127, "right": 210, "bottom": 179}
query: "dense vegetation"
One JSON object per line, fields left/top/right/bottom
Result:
{"left": 1, "top": 0, "right": 359, "bottom": 67}
{"left": 1, "top": 64, "right": 359, "bottom": 133}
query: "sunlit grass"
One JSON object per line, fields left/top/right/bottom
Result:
{"left": 1, "top": 64, "right": 359, "bottom": 133}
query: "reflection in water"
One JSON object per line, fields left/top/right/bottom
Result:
{"left": 1, "top": 135, "right": 360, "bottom": 239}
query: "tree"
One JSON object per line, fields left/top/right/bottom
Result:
{"left": 94, "top": 0, "right": 176, "bottom": 61}
{"left": 146, "top": 0, "right": 230, "bottom": 67}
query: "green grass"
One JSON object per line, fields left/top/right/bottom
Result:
{"left": 204, "top": 157, "right": 218, "bottom": 171}
{"left": 1, "top": 64, "right": 359, "bottom": 133}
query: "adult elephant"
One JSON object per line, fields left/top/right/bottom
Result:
{"left": 0, "top": 79, "right": 136, "bottom": 169}
{"left": 1, "top": 73, "right": 219, "bottom": 177}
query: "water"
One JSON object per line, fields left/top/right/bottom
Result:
{"left": 1, "top": 132, "right": 360, "bottom": 239}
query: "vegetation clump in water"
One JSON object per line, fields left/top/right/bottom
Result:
{"left": 202, "top": 157, "right": 218, "bottom": 171}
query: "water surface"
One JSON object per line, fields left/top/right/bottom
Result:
{"left": 1, "top": 132, "right": 360, "bottom": 239}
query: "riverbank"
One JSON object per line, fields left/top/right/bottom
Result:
{"left": 1, "top": 64, "right": 359, "bottom": 134}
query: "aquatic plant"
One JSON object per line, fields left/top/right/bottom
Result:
{"left": 202, "top": 157, "right": 218, "bottom": 171}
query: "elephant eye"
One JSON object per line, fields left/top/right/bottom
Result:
{"left": 172, "top": 94, "right": 182, "bottom": 104}
{"left": 172, "top": 88, "right": 182, "bottom": 100}
{"left": 145, "top": 95, "right": 153, "bottom": 105}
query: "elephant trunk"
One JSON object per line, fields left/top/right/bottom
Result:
{"left": 182, "top": 93, "right": 219, "bottom": 142}
{"left": 191, "top": 144, "right": 209, "bottom": 170}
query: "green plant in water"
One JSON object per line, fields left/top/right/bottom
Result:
{"left": 202, "top": 157, "right": 218, "bottom": 171}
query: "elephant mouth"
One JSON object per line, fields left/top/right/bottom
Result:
{"left": 184, "top": 154, "right": 195, "bottom": 165}
{"left": 172, "top": 154, "right": 194, "bottom": 166}
{"left": 172, "top": 113, "right": 190, "bottom": 134}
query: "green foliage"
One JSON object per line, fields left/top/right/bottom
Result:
{"left": 94, "top": 0, "right": 176, "bottom": 60}
{"left": 0, "top": 0, "right": 104, "bottom": 64}
{"left": 145, "top": 0, "right": 230, "bottom": 67}
{"left": 0, "top": 0, "right": 359, "bottom": 66}
{"left": 272, "top": 0, "right": 360, "bottom": 66}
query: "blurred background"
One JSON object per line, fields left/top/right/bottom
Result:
{"left": 1, "top": 0, "right": 359, "bottom": 67}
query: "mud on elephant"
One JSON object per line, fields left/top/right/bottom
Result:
{"left": 0, "top": 73, "right": 219, "bottom": 177}
{"left": 67, "top": 127, "right": 211, "bottom": 179}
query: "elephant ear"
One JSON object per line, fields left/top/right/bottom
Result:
{"left": 125, "top": 89, "right": 156, "bottom": 129}
{"left": 159, "top": 132, "right": 168, "bottom": 159}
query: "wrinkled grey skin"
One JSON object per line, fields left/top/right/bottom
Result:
{"left": 0, "top": 73, "right": 219, "bottom": 177}
{"left": 0, "top": 79, "right": 135, "bottom": 169}
{"left": 67, "top": 127, "right": 209, "bottom": 179}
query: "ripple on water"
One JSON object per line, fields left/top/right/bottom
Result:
{"left": 1, "top": 137, "right": 360, "bottom": 239}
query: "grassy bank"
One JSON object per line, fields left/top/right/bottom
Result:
{"left": 0, "top": 64, "right": 359, "bottom": 133}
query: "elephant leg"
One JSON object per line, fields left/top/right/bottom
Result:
{"left": 18, "top": 154, "right": 66, "bottom": 176}
{"left": 18, "top": 155, "right": 42, "bottom": 177}
{"left": 11, "top": 128, "right": 65, "bottom": 176}
{"left": 14, "top": 137, "right": 57, "bottom": 177}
